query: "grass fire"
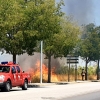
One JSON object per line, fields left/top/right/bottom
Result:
{"left": 18, "top": 53, "right": 97, "bottom": 83}
{"left": 28, "top": 60, "right": 59, "bottom": 83}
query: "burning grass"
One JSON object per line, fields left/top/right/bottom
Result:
{"left": 28, "top": 60, "right": 97, "bottom": 83}
{"left": 29, "top": 74, "right": 97, "bottom": 83}
{"left": 28, "top": 60, "right": 59, "bottom": 83}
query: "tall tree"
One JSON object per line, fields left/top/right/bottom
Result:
{"left": 94, "top": 26, "right": 100, "bottom": 80}
{"left": 76, "top": 23, "right": 100, "bottom": 80}
{"left": 21, "top": 0, "right": 64, "bottom": 83}
{"left": 0, "top": 0, "right": 26, "bottom": 62}
{"left": 43, "top": 16, "right": 80, "bottom": 83}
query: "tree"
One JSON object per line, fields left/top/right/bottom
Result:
{"left": 43, "top": 16, "right": 80, "bottom": 82}
{"left": 0, "top": 0, "right": 26, "bottom": 62}
{"left": 76, "top": 23, "right": 100, "bottom": 80}
{"left": 19, "top": 0, "right": 64, "bottom": 83}
{"left": 94, "top": 26, "right": 100, "bottom": 80}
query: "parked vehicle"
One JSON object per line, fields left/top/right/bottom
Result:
{"left": 0, "top": 61, "right": 31, "bottom": 92}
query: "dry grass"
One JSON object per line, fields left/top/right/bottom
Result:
{"left": 31, "top": 74, "right": 97, "bottom": 83}
{"left": 56, "top": 74, "right": 82, "bottom": 82}
{"left": 88, "top": 75, "right": 97, "bottom": 80}
{"left": 53, "top": 75, "right": 97, "bottom": 82}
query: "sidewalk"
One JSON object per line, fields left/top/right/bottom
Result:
{"left": 28, "top": 80, "right": 100, "bottom": 88}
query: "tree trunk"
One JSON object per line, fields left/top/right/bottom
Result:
{"left": 85, "top": 57, "right": 88, "bottom": 80}
{"left": 97, "top": 59, "right": 99, "bottom": 80}
{"left": 13, "top": 53, "right": 16, "bottom": 63}
{"left": 47, "top": 56, "right": 51, "bottom": 83}
{"left": 75, "top": 63, "right": 77, "bottom": 81}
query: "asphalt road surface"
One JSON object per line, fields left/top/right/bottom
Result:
{"left": 59, "top": 90, "right": 100, "bottom": 100}
{"left": 0, "top": 82, "right": 100, "bottom": 100}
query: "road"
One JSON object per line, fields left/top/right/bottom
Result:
{"left": 59, "top": 90, "right": 100, "bottom": 100}
{"left": 0, "top": 82, "right": 100, "bottom": 100}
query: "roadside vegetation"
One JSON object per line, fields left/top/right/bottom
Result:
{"left": 55, "top": 65, "right": 97, "bottom": 81}
{"left": 31, "top": 65, "right": 97, "bottom": 83}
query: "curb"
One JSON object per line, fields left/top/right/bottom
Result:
{"left": 28, "top": 80, "right": 95, "bottom": 88}
{"left": 91, "top": 80, "right": 100, "bottom": 82}
{"left": 28, "top": 83, "right": 56, "bottom": 88}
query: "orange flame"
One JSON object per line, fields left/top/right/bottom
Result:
{"left": 28, "top": 60, "right": 58, "bottom": 82}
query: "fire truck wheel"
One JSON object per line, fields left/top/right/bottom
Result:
{"left": 22, "top": 80, "right": 28, "bottom": 90}
{"left": 4, "top": 81, "right": 11, "bottom": 92}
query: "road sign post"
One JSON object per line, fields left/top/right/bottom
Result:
{"left": 75, "top": 63, "right": 77, "bottom": 81}
{"left": 67, "top": 55, "right": 79, "bottom": 82}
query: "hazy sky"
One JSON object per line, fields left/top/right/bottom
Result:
{"left": 93, "top": 0, "right": 100, "bottom": 26}
{"left": 61, "top": 0, "right": 100, "bottom": 26}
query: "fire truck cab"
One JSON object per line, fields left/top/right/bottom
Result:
{"left": 0, "top": 61, "right": 31, "bottom": 92}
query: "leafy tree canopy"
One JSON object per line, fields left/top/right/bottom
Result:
{"left": 43, "top": 16, "right": 81, "bottom": 58}
{"left": 77, "top": 23, "right": 100, "bottom": 62}
{"left": 0, "top": 0, "right": 25, "bottom": 55}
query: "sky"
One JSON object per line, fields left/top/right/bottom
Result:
{"left": 0, "top": 0, "right": 100, "bottom": 67}
{"left": 61, "top": 0, "right": 100, "bottom": 26}
{"left": 93, "top": 0, "right": 100, "bottom": 26}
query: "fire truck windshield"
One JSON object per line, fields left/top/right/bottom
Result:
{"left": 0, "top": 66, "right": 10, "bottom": 73}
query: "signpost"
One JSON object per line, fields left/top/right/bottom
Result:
{"left": 67, "top": 56, "right": 79, "bottom": 63}
{"left": 67, "top": 55, "right": 79, "bottom": 82}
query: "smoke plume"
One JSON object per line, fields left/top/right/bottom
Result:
{"left": 63, "top": 0, "right": 94, "bottom": 25}
{"left": 17, "top": 52, "right": 62, "bottom": 71}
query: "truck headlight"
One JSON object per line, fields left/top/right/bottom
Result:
{"left": 0, "top": 75, "right": 5, "bottom": 81}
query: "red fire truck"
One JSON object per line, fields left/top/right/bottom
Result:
{"left": 0, "top": 61, "right": 31, "bottom": 92}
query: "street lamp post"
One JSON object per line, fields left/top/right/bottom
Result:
{"left": 40, "top": 41, "right": 43, "bottom": 84}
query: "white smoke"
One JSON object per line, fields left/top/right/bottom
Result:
{"left": 17, "top": 52, "right": 63, "bottom": 71}
{"left": 63, "top": 0, "right": 94, "bottom": 25}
